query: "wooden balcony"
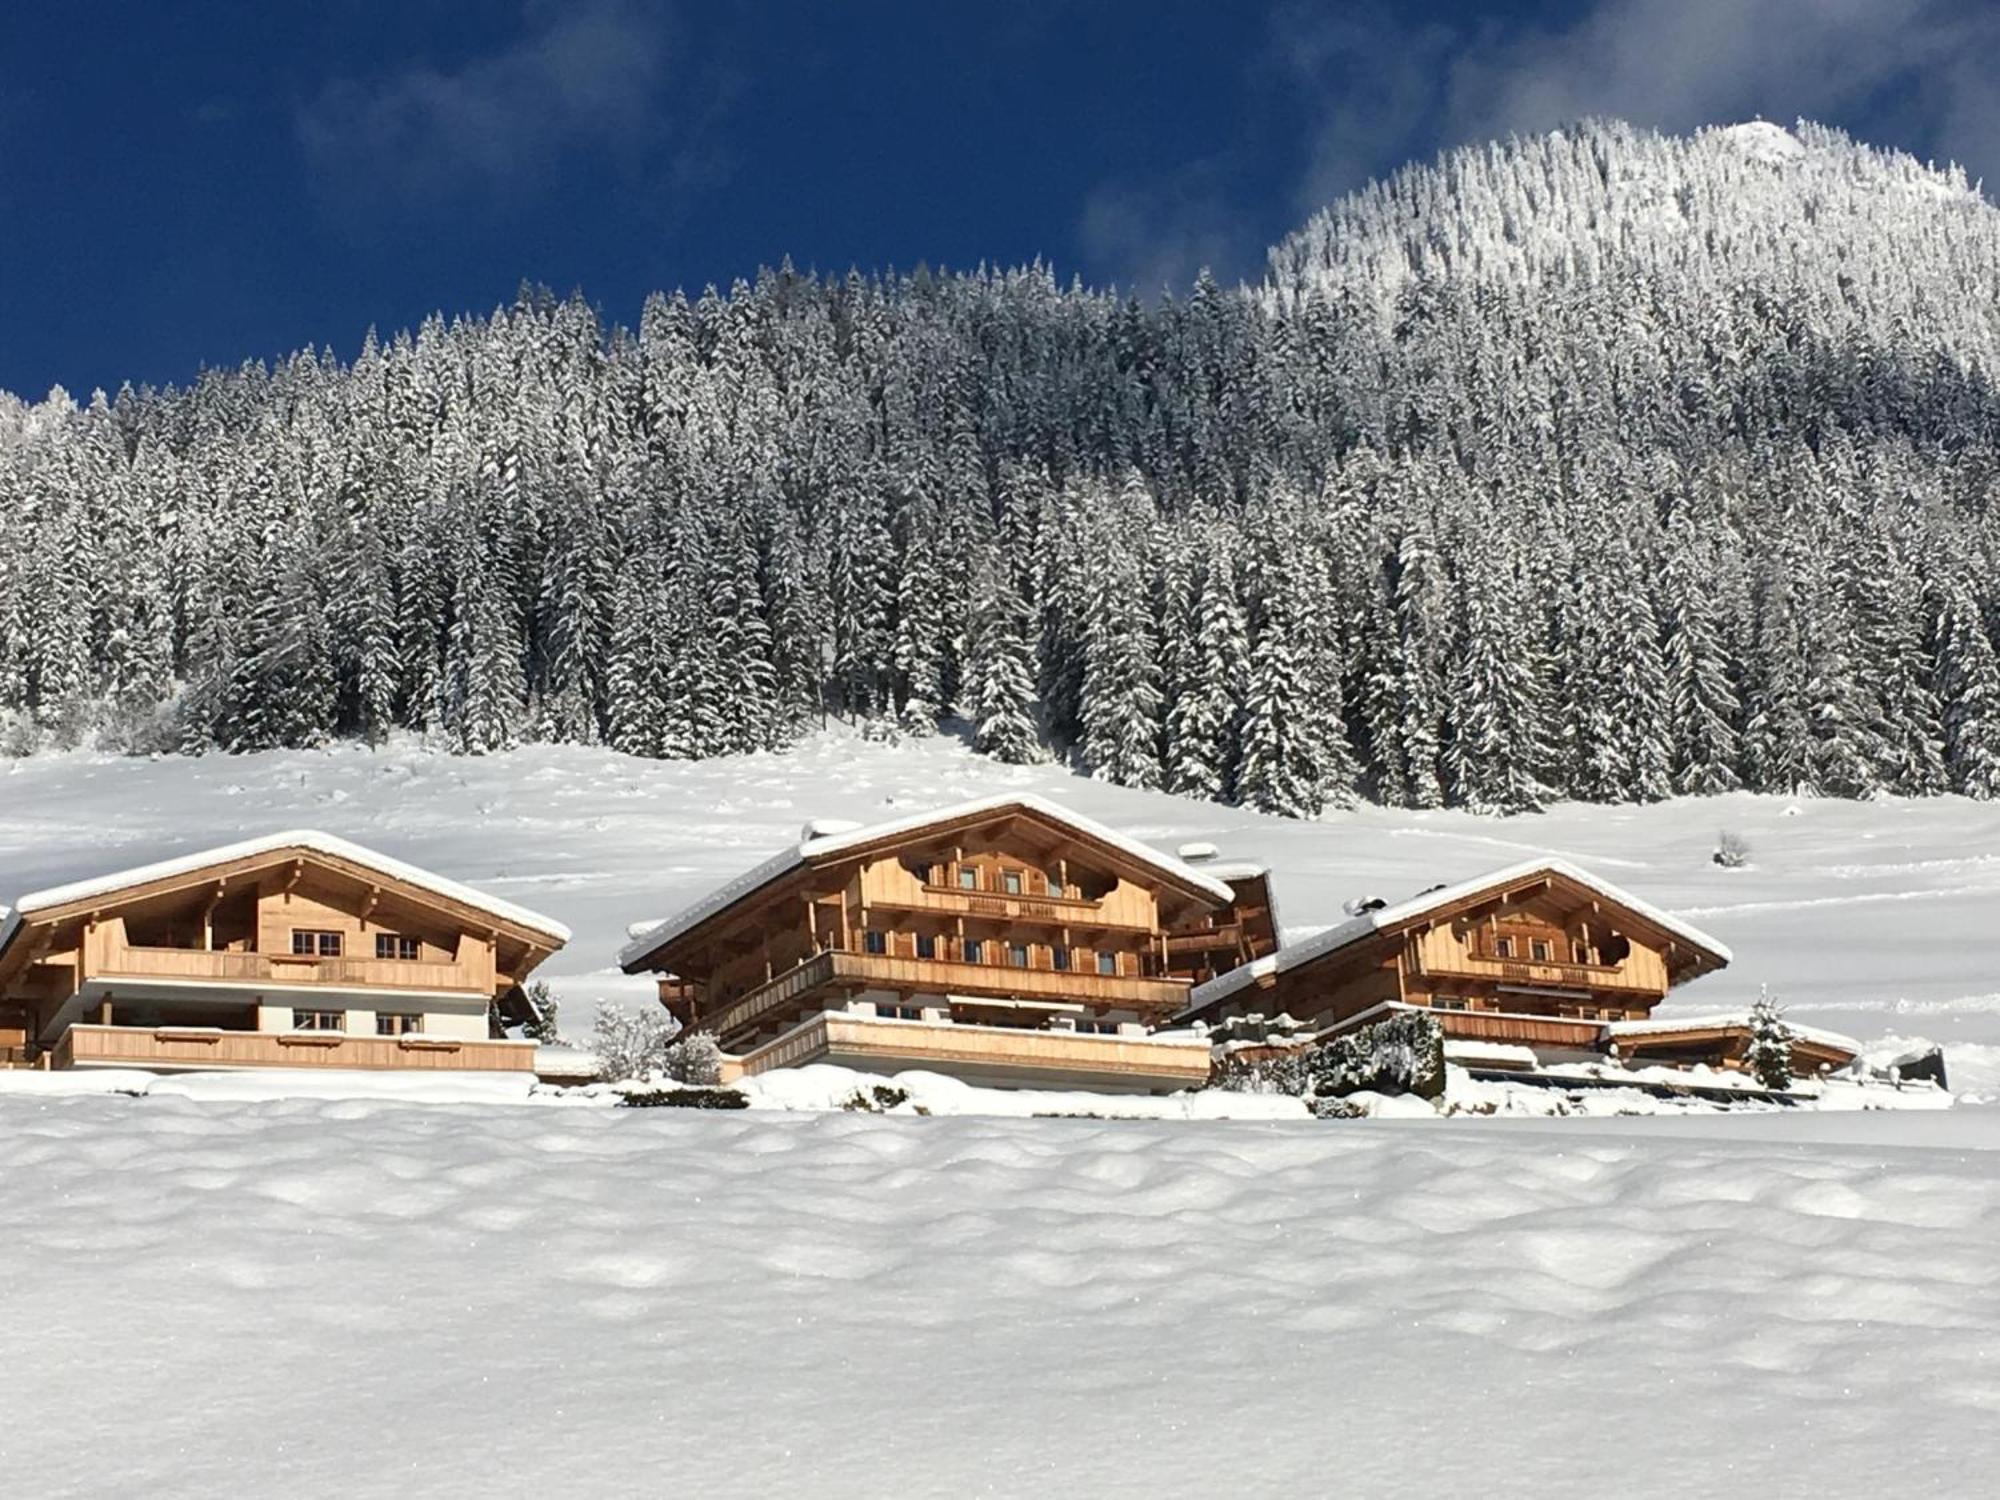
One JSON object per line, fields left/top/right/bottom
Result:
{"left": 711, "top": 948, "right": 1192, "bottom": 1041}
{"left": 1415, "top": 952, "right": 1661, "bottom": 995}
{"left": 53, "top": 1024, "right": 536, "bottom": 1073}
{"left": 90, "top": 945, "right": 481, "bottom": 996}
{"left": 1165, "top": 923, "right": 1243, "bottom": 955}
{"left": 866, "top": 885, "right": 1152, "bottom": 931}
{"left": 741, "top": 1011, "right": 1214, "bottom": 1094}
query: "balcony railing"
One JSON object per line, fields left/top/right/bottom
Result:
{"left": 1416, "top": 952, "right": 1659, "bottom": 994}
{"left": 710, "top": 948, "right": 1192, "bottom": 1041}
{"left": 92, "top": 945, "right": 480, "bottom": 995}
{"left": 863, "top": 884, "right": 1153, "bottom": 931}
{"left": 54, "top": 1024, "right": 536, "bottom": 1073}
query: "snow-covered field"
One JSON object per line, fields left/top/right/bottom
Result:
{"left": 1, "top": 1096, "right": 1994, "bottom": 1498}
{"left": 4, "top": 732, "right": 1999, "bottom": 1496}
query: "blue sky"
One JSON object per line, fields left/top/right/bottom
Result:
{"left": 4, "top": 0, "right": 1997, "bottom": 398}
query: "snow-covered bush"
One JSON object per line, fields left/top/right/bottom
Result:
{"left": 842, "top": 1083, "right": 912, "bottom": 1112}
{"left": 521, "top": 980, "right": 563, "bottom": 1044}
{"left": 1211, "top": 1012, "right": 1445, "bottom": 1112}
{"left": 1713, "top": 830, "right": 1752, "bottom": 869}
{"left": 1745, "top": 988, "right": 1794, "bottom": 1090}
{"left": 1210, "top": 1049, "right": 1313, "bottom": 1096}
{"left": 590, "top": 1007, "right": 681, "bottom": 1083}
{"left": 1307, "top": 1012, "right": 1446, "bottom": 1104}
{"left": 668, "top": 1032, "right": 724, "bottom": 1086}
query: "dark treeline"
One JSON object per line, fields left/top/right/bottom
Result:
{"left": 5, "top": 118, "right": 2000, "bottom": 815}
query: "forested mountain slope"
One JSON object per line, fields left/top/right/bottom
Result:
{"left": 4, "top": 118, "right": 2000, "bottom": 815}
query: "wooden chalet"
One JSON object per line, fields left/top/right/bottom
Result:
{"left": 1180, "top": 858, "right": 1853, "bottom": 1076}
{"left": 619, "top": 795, "right": 1255, "bottom": 1092}
{"left": 1161, "top": 853, "right": 1281, "bottom": 985}
{"left": 0, "top": 832, "right": 568, "bottom": 1074}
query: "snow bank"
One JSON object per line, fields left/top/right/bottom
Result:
{"left": 3, "top": 1095, "right": 1994, "bottom": 1497}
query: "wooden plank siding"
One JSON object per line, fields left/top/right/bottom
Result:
{"left": 740, "top": 1011, "right": 1214, "bottom": 1092}
{"left": 55, "top": 1024, "right": 536, "bottom": 1072}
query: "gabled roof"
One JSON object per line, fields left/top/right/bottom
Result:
{"left": 0, "top": 830, "right": 570, "bottom": 959}
{"left": 1185, "top": 857, "right": 1730, "bottom": 1012}
{"left": 620, "top": 793, "right": 1237, "bottom": 971}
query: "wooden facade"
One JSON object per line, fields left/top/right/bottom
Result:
{"left": 621, "top": 796, "right": 1240, "bottom": 1091}
{"left": 0, "top": 833, "right": 565, "bottom": 1073}
{"left": 1162, "top": 864, "right": 1280, "bottom": 986}
{"left": 1183, "top": 860, "right": 1742, "bottom": 1066}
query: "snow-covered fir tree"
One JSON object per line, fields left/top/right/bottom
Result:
{"left": 1745, "top": 987, "right": 1795, "bottom": 1091}
{"left": 3, "top": 120, "right": 2000, "bottom": 817}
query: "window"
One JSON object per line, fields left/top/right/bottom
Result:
{"left": 375, "top": 933, "right": 421, "bottom": 961}
{"left": 376, "top": 1013, "right": 422, "bottom": 1036}
{"left": 1002, "top": 870, "right": 1023, "bottom": 895}
{"left": 292, "top": 1009, "right": 342, "bottom": 1032}
{"left": 1053, "top": 948, "right": 1071, "bottom": 972}
{"left": 1572, "top": 941, "right": 1590, "bottom": 965}
{"left": 877, "top": 1003, "right": 922, "bottom": 1021}
{"left": 1530, "top": 939, "right": 1552, "bottom": 962}
{"left": 1577, "top": 1008, "right": 1599, "bottom": 1021}
{"left": 292, "top": 930, "right": 343, "bottom": 958}
{"left": 1432, "top": 997, "right": 1467, "bottom": 1011}
{"left": 915, "top": 934, "right": 937, "bottom": 960}
{"left": 1494, "top": 936, "right": 1514, "bottom": 959}
{"left": 864, "top": 930, "right": 888, "bottom": 955}
{"left": 963, "top": 939, "right": 983, "bottom": 964}
{"left": 1096, "top": 952, "right": 1118, "bottom": 976}
{"left": 958, "top": 868, "right": 979, "bottom": 890}
{"left": 1008, "top": 943, "right": 1030, "bottom": 968}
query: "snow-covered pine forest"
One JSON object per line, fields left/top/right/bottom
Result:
{"left": 5, "top": 118, "right": 2000, "bottom": 816}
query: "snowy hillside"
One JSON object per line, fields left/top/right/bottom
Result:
{"left": 2, "top": 729, "right": 1998, "bottom": 1093}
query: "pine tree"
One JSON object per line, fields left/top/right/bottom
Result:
{"left": 1933, "top": 577, "right": 2000, "bottom": 799}
{"left": 1745, "top": 987, "right": 1795, "bottom": 1091}
{"left": 1444, "top": 537, "right": 1548, "bottom": 814}
{"left": 963, "top": 558, "right": 1041, "bottom": 763}
{"left": 1164, "top": 537, "right": 1248, "bottom": 799}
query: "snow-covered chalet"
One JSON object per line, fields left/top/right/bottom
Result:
{"left": 0, "top": 832, "right": 568, "bottom": 1074}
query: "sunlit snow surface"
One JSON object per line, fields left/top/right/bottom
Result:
{"left": 4, "top": 732, "right": 2000, "bottom": 1496}
{"left": 0, "top": 1097, "right": 1995, "bottom": 1497}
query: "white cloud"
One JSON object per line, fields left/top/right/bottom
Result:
{"left": 297, "top": 0, "right": 676, "bottom": 199}
{"left": 1289, "top": 0, "right": 2000, "bottom": 209}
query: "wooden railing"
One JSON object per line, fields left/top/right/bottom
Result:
{"left": 94, "top": 945, "right": 480, "bottom": 995}
{"left": 1417, "top": 953, "right": 1661, "bottom": 994}
{"left": 710, "top": 949, "right": 1192, "bottom": 1041}
{"left": 1165, "top": 924, "right": 1243, "bottom": 954}
{"left": 55, "top": 1024, "right": 535, "bottom": 1072}
{"left": 866, "top": 885, "right": 1154, "bottom": 931}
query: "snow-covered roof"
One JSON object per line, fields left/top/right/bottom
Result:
{"left": 1185, "top": 857, "right": 1730, "bottom": 1012}
{"left": 620, "top": 793, "right": 1237, "bottom": 970}
{"left": 1610, "top": 1011, "right": 1861, "bottom": 1056}
{"left": 0, "top": 830, "right": 570, "bottom": 946}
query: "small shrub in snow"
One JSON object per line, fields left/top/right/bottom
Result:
{"left": 1745, "top": 987, "right": 1794, "bottom": 1091}
{"left": 1712, "top": 830, "right": 1752, "bottom": 869}
{"left": 842, "top": 1083, "right": 911, "bottom": 1112}
{"left": 591, "top": 1007, "right": 682, "bottom": 1083}
{"left": 667, "top": 1031, "right": 725, "bottom": 1086}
